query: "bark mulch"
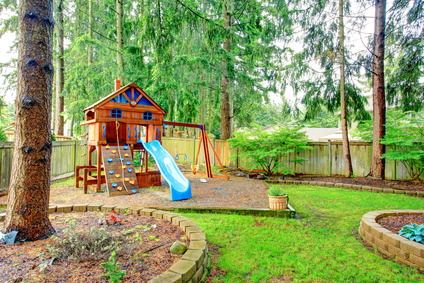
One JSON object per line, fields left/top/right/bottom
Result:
{"left": 0, "top": 211, "right": 188, "bottom": 283}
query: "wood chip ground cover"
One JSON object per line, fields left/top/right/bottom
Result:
{"left": 0, "top": 211, "right": 189, "bottom": 282}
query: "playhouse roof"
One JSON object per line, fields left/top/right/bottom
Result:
{"left": 84, "top": 82, "right": 166, "bottom": 114}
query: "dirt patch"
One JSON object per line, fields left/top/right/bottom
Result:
{"left": 0, "top": 211, "right": 189, "bottom": 282}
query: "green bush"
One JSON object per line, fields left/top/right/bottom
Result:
{"left": 354, "top": 110, "right": 424, "bottom": 180}
{"left": 0, "top": 128, "right": 7, "bottom": 141}
{"left": 228, "top": 125, "right": 311, "bottom": 175}
{"left": 267, "top": 186, "right": 285, "bottom": 196}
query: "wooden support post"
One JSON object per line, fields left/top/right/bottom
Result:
{"left": 205, "top": 133, "right": 229, "bottom": 180}
{"left": 328, "top": 140, "right": 332, "bottom": 177}
{"left": 83, "top": 168, "right": 88, "bottom": 194}
{"left": 201, "top": 126, "right": 212, "bottom": 178}
{"left": 195, "top": 134, "right": 203, "bottom": 166}
{"left": 96, "top": 145, "right": 102, "bottom": 192}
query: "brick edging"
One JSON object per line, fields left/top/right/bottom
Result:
{"left": 265, "top": 180, "right": 424, "bottom": 198}
{"left": 359, "top": 210, "right": 424, "bottom": 270}
{"left": 0, "top": 204, "right": 210, "bottom": 283}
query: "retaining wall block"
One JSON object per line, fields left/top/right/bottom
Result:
{"left": 315, "top": 181, "right": 327, "bottom": 187}
{"left": 73, "top": 204, "right": 88, "bottom": 212}
{"left": 173, "top": 216, "right": 190, "bottom": 226}
{"left": 383, "top": 188, "right": 394, "bottom": 194}
{"left": 180, "top": 220, "right": 197, "bottom": 232}
{"left": 48, "top": 205, "right": 57, "bottom": 214}
{"left": 292, "top": 181, "right": 301, "bottom": 185}
{"left": 152, "top": 210, "right": 167, "bottom": 219}
{"left": 382, "top": 232, "right": 406, "bottom": 248}
{"left": 163, "top": 213, "right": 180, "bottom": 221}
{"left": 182, "top": 250, "right": 205, "bottom": 269}
{"left": 56, "top": 205, "right": 73, "bottom": 213}
{"left": 192, "top": 265, "right": 204, "bottom": 283}
{"left": 416, "top": 191, "right": 424, "bottom": 198}
{"left": 128, "top": 206, "right": 143, "bottom": 214}
{"left": 351, "top": 185, "right": 362, "bottom": 190}
{"left": 309, "top": 181, "right": 317, "bottom": 185}
{"left": 325, "top": 182, "right": 335, "bottom": 187}
{"left": 372, "top": 187, "right": 383, "bottom": 193}
{"left": 410, "top": 254, "right": 424, "bottom": 268}
{"left": 186, "top": 226, "right": 203, "bottom": 238}
{"left": 400, "top": 240, "right": 424, "bottom": 257}
{"left": 394, "top": 190, "right": 405, "bottom": 194}
{"left": 101, "top": 205, "right": 116, "bottom": 212}
{"left": 114, "top": 206, "right": 130, "bottom": 214}
{"left": 300, "top": 181, "right": 309, "bottom": 185}
{"left": 169, "top": 259, "right": 197, "bottom": 283}
{"left": 334, "top": 183, "right": 344, "bottom": 188}
{"left": 190, "top": 232, "right": 206, "bottom": 241}
{"left": 405, "top": 191, "right": 417, "bottom": 196}
{"left": 87, "top": 203, "right": 103, "bottom": 211}
{"left": 371, "top": 227, "right": 390, "bottom": 240}
{"left": 361, "top": 186, "right": 373, "bottom": 191}
{"left": 140, "top": 208, "right": 156, "bottom": 216}
{"left": 388, "top": 244, "right": 410, "bottom": 260}
{"left": 189, "top": 240, "right": 207, "bottom": 252}
{"left": 148, "top": 271, "right": 182, "bottom": 283}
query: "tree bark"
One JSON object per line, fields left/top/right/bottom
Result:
{"left": 88, "top": 0, "right": 93, "bottom": 66}
{"left": 220, "top": 1, "right": 231, "bottom": 140}
{"left": 54, "top": 0, "right": 64, "bottom": 136}
{"left": 370, "top": 0, "right": 386, "bottom": 179}
{"left": 4, "top": 0, "right": 56, "bottom": 241}
{"left": 116, "top": 0, "right": 124, "bottom": 82}
{"left": 339, "top": 0, "right": 353, "bottom": 177}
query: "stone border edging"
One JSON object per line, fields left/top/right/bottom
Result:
{"left": 359, "top": 210, "right": 424, "bottom": 270}
{"left": 1, "top": 204, "right": 210, "bottom": 283}
{"left": 265, "top": 180, "right": 424, "bottom": 198}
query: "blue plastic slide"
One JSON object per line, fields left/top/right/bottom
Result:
{"left": 139, "top": 140, "right": 192, "bottom": 201}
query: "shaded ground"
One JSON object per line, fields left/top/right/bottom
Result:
{"left": 0, "top": 211, "right": 188, "bottom": 283}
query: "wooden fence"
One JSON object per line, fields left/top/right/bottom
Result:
{"left": 0, "top": 138, "right": 421, "bottom": 189}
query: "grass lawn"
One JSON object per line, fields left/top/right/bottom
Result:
{"left": 180, "top": 184, "right": 424, "bottom": 282}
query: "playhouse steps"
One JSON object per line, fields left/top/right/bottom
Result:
{"left": 102, "top": 145, "right": 139, "bottom": 196}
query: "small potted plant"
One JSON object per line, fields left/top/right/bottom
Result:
{"left": 267, "top": 186, "right": 288, "bottom": 210}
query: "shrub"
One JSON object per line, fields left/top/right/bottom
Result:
{"left": 354, "top": 110, "right": 424, "bottom": 180}
{"left": 49, "top": 226, "right": 136, "bottom": 261}
{"left": 267, "top": 186, "right": 285, "bottom": 196}
{"left": 398, "top": 223, "right": 424, "bottom": 244}
{"left": 101, "top": 251, "right": 127, "bottom": 283}
{"left": 0, "top": 127, "right": 6, "bottom": 142}
{"left": 228, "top": 125, "right": 311, "bottom": 175}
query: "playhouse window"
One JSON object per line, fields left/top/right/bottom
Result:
{"left": 111, "top": 108, "right": 122, "bottom": 119}
{"left": 143, "top": 111, "right": 153, "bottom": 121}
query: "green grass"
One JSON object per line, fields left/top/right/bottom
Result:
{"left": 180, "top": 184, "right": 424, "bottom": 282}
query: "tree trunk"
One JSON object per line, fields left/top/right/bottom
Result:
{"left": 339, "top": 0, "right": 353, "bottom": 177}
{"left": 54, "top": 0, "right": 64, "bottom": 136}
{"left": 4, "top": 0, "right": 56, "bottom": 241}
{"left": 208, "top": 74, "right": 212, "bottom": 132}
{"left": 370, "top": 0, "right": 386, "bottom": 179}
{"left": 220, "top": 2, "right": 232, "bottom": 140}
{"left": 116, "top": 0, "right": 124, "bottom": 82}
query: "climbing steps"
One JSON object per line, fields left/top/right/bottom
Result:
{"left": 102, "top": 145, "right": 139, "bottom": 196}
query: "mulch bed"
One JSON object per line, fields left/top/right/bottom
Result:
{"left": 0, "top": 211, "right": 189, "bottom": 283}
{"left": 377, "top": 214, "right": 424, "bottom": 233}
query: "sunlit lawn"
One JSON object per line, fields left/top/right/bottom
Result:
{"left": 180, "top": 184, "right": 424, "bottom": 282}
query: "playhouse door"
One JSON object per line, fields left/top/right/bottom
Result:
{"left": 106, "top": 121, "right": 126, "bottom": 144}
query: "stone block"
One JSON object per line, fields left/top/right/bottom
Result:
{"left": 173, "top": 216, "right": 190, "bottom": 226}
{"left": 382, "top": 232, "right": 405, "bottom": 248}
{"left": 334, "top": 183, "right": 345, "bottom": 188}
{"left": 114, "top": 206, "right": 130, "bottom": 214}
{"left": 394, "top": 190, "right": 405, "bottom": 194}
{"left": 315, "top": 181, "right": 326, "bottom": 187}
{"left": 372, "top": 187, "right": 383, "bottom": 193}
{"left": 180, "top": 221, "right": 197, "bottom": 232}
{"left": 169, "top": 260, "right": 196, "bottom": 282}
{"left": 87, "top": 203, "right": 103, "bottom": 211}
{"left": 370, "top": 227, "right": 389, "bottom": 240}
{"left": 101, "top": 205, "right": 116, "bottom": 212}
{"left": 374, "top": 236, "right": 389, "bottom": 252}
{"left": 163, "top": 213, "right": 181, "bottom": 221}
{"left": 148, "top": 271, "right": 182, "bottom": 283}
{"left": 361, "top": 186, "right": 373, "bottom": 191}
{"left": 300, "top": 181, "right": 309, "bottom": 185}
{"left": 409, "top": 254, "right": 424, "bottom": 268}
{"left": 400, "top": 240, "right": 424, "bottom": 257}
{"left": 186, "top": 226, "right": 203, "bottom": 238}
{"left": 189, "top": 240, "right": 207, "bottom": 252}
{"left": 309, "top": 181, "right": 317, "bottom": 185}
{"left": 325, "top": 182, "right": 335, "bottom": 187}
{"left": 152, "top": 210, "right": 167, "bottom": 219}
{"left": 416, "top": 191, "right": 424, "bottom": 198}
{"left": 383, "top": 188, "right": 394, "bottom": 194}
{"left": 182, "top": 250, "right": 205, "bottom": 269}
{"left": 192, "top": 265, "right": 204, "bottom": 283}
{"left": 405, "top": 191, "right": 417, "bottom": 196}
{"left": 48, "top": 205, "right": 57, "bottom": 214}
{"left": 129, "top": 206, "right": 144, "bottom": 214}
{"left": 351, "top": 185, "right": 362, "bottom": 190}
{"left": 190, "top": 232, "right": 206, "bottom": 241}
{"left": 388, "top": 244, "right": 409, "bottom": 260}
{"left": 56, "top": 205, "right": 73, "bottom": 213}
{"left": 72, "top": 204, "right": 88, "bottom": 212}
{"left": 292, "top": 180, "right": 301, "bottom": 185}
{"left": 140, "top": 208, "right": 156, "bottom": 216}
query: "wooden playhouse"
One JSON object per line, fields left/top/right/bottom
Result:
{"left": 75, "top": 80, "right": 166, "bottom": 195}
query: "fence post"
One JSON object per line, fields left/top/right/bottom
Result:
{"left": 328, "top": 140, "right": 332, "bottom": 176}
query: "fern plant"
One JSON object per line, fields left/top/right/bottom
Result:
{"left": 101, "top": 251, "right": 126, "bottom": 283}
{"left": 398, "top": 224, "right": 424, "bottom": 244}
